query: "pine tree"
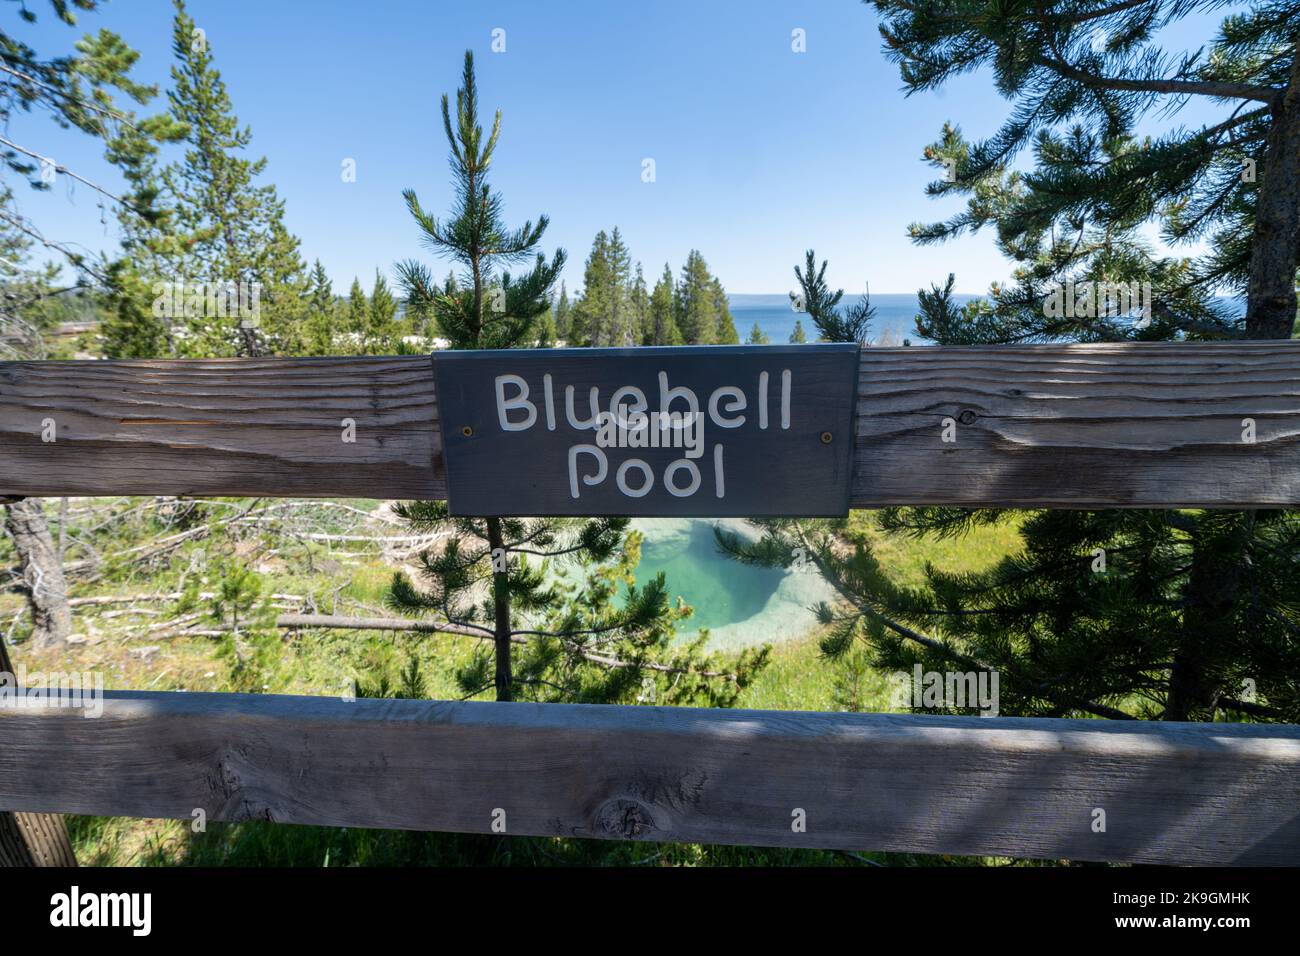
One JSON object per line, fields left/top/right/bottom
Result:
{"left": 387, "top": 54, "right": 759, "bottom": 702}
{"left": 605, "top": 227, "right": 633, "bottom": 346}
{"left": 149, "top": 0, "right": 307, "bottom": 357}
{"left": 102, "top": 259, "right": 169, "bottom": 359}
{"left": 387, "top": 517, "right": 767, "bottom": 706}
{"left": 366, "top": 269, "right": 399, "bottom": 353}
{"left": 746, "top": 322, "right": 770, "bottom": 345}
{"left": 872, "top": 0, "right": 1299, "bottom": 721}
{"left": 789, "top": 318, "right": 808, "bottom": 344}
{"left": 676, "top": 249, "right": 717, "bottom": 344}
{"left": 628, "top": 262, "right": 649, "bottom": 346}
{"left": 532, "top": 306, "right": 557, "bottom": 347}
{"left": 712, "top": 276, "right": 739, "bottom": 344}
{"left": 390, "top": 52, "right": 760, "bottom": 704}
{"left": 646, "top": 263, "right": 682, "bottom": 345}
{"left": 303, "top": 259, "right": 337, "bottom": 355}
{"left": 553, "top": 281, "right": 571, "bottom": 342}
{"left": 570, "top": 230, "right": 611, "bottom": 346}
{"left": 790, "top": 250, "right": 840, "bottom": 335}
{"left": 345, "top": 277, "right": 368, "bottom": 341}
{"left": 792, "top": 249, "right": 873, "bottom": 344}
{"left": 16, "top": 7, "right": 190, "bottom": 362}
{"left": 723, "top": 4, "right": 1300, "bottom": 724}
{"left": 874, "top": 0, "right": 1300, "bottom": 338}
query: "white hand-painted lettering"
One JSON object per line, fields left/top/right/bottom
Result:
{"left": 493, "top": 368, "right": 796, "bottom": 501}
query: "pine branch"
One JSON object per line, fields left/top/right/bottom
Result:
{"left": 0, "top": 61, "right": 143, "bottom": 131}
{"left": 788, "top": 522, "right": 1136, "bottom": 720}
{"left": 1032, "top": 54, "right": 1279, "bottom": 104}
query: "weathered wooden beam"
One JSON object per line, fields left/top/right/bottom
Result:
{"left": 854, "top": 342, "right": 1300, "bottom": 508}
{"left": 2, "top": 342, "right": 1297, "bottom": 506}
{"left": 0, "top": 356, "right": 442, "bottom": 499}
{"left": 0, "top": 691, "right": 1296, "bottom": 864}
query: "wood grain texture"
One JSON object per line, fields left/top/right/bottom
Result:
{"left": 0, "top": 356, "right": 442, "bottom": 499}
{"left": 1, "top": 691, "right": 1297, "bottom": 864}
{"left": 3, "top": 342, "right": 1299, "bottom": 506}
{"left": 853, "top": 342, "right": 1300, "bottom": 507}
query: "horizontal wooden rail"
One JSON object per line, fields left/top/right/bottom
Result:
{"left": 2, "top": 342, "right": 1298, "bottom": 507}
{"left": 855, "top": 341, "right": 1300, "bottom": 508}
{"left": 0, "top": 355, "right": 441, "bottom": 500}
{"left": 0, "top": 691, "right": 1296, "bottom": 864}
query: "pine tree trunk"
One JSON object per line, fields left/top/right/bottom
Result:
{"left": 1174, "top": 65, "right": 1300, "bottom": 708}
{"left": 2, "top": 497, "right": 71, "bottom": 648}
{"left": 1245, "top": 43, "right": 1300, "bottom": 340}
{"left": 486, "top": 517, "right": 514, "bottom": 702}
{"left": 0, "top": 634, "right": 77, "bottom": 866}
{"left": 1175, "top": 49, "right": 1300, "bottom": 713}
{"left": 0, "top": 812, "right": 78, "bottom": 867}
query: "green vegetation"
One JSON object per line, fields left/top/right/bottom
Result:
{"left": 0, "top": 498, "right": 1022, "bottom": 865}
{"left": 567, "top": 236, "right": 738, "bottom": 346}
{"left": 70, "top": 812, "right": 1045, "bottom": 868}
{"left": 4, "top": 0, "right": 1293, "bottom": 868}
{"left": 873, "top": 0, "right": 1298, "bottom": 339}
{"left": 105, "top": 0, "right": 307, "bottom": 359}
{"left": 791, "top": 249, "right": 875, "bottom": 344}
{"left": 388, "top": 51, "right": 761, "bottom": 708}
{"left": 726, "top": 1, "right": 1300, "bottom": 724}
{"left": 100, "top": 0, "right": 415, "bottom": 362}
{"left": 855, "top": 0, "right": 1299, "bottom": 722}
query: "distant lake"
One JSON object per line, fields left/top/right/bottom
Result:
{"left": 727, "top": 292, "right": 972, "bottom": 345}
{"left": 727, "top": 292, "right": 1247, "bottom": 344}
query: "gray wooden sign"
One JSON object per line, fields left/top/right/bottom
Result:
{"left": 433, "top": 344, "right": 860, "bottom": 517}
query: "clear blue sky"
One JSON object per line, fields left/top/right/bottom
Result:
{"left": 16, "top": 0, "right": 1231, "bottom": 295}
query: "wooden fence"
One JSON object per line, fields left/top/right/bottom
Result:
{"left": 1, "top": 342, "right": 1299, "bottom": 864}
{"left": 2, "top": 342, "right": 1295, "bottom": 506}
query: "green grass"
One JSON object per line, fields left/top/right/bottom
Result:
{"left": 734, "top": 512, "right": 1022, "bottom": 713}
{"left": 847, "top": 510, "right": 1025, "bottom": 588}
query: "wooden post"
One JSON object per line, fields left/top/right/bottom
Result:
{"left": 0, "top": 635, "right": 76, "bottom": 867}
